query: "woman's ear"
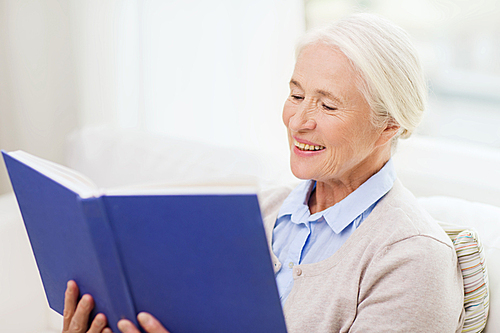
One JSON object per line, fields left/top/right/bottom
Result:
{"left": 375, "top": 118, "right": 400, "bottom": 147}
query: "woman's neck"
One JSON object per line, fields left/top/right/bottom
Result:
{"left": 308, "top": 155, "right": 389, "bottom": 214}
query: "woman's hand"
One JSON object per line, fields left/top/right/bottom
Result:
{"left": 62, "top": 280, "right": 112, "bottom": 333}
{"left": 117, "top": 313, "right": 170, "bottom": 333}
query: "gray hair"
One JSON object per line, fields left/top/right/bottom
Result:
{"left": 296, "top": 13, "right": 427, "bottom": 140}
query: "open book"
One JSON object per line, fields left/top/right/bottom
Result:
{"left": 2, "top": 150, "right": 287, "bottom": 333}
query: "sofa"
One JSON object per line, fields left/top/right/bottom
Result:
{"left": 1, "top": 127, "right": 499, "bottom": 332}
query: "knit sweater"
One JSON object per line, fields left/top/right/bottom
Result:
{"left": 258, "top": 179, "right": 465, "bottom": 333}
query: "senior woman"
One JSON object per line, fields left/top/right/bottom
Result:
{"left": 62, "top": 13, "right": 465, "bottom": 333}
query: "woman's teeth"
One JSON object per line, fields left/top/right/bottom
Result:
{"left": 294, "top": 140, "right": 325, "bottom": 151}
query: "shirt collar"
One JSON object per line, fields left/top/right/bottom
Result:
{"left": 277, "top": 180, "right": 315, "bottom": 224}
{"left": 277, "top": 159, "right": 397, "bottom": 233}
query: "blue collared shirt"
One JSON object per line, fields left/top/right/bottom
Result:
{"left": 272, "top": 159, "right": 396, "bottom": 305}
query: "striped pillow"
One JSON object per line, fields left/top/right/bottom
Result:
{"left": 440, "top": 225, "right": 489, "bottom": 333}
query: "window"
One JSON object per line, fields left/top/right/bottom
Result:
{"left": 305, "top": 0, "right": 500, "bottom": 148}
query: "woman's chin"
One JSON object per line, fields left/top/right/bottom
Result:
{"left": 289, "top": 163, "right": 316, "bottom": 180}
{"left": 289, "top": 148, "right": 327, "bottom": 180}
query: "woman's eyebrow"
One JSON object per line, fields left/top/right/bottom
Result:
{"left": 317, "top": 89, "right": 344, "bottom": 105}
{"left": 289, "top": 79, "right": 344, "bottom": 105}
{"left": 289, "top": 79, "right": 302, "bottom": 89}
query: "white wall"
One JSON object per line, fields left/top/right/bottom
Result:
{"left": 66, "top": 0, "right": 306, "bottom": 152}
{"left": 67, "top": 0, "right": 141, "bottom": 128}
{"left": 0, "top": 0, "right": 79, "bottom": 194}
{"left": 0, "top": 0, "right": 305, "bottom": 193}
{"left": 140, "top": 0, "right": 303, "bottom": 156}
{"left": 139, "top": 0, "right": 304, "bottom": 183}
{"left": 67, "top": 0, "right": 304, "bottom": 180}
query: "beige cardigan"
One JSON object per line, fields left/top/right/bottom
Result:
{"left": 259, "top": 179, "right": 465, "bottom": 333}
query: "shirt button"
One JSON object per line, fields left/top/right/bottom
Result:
{"left": 294, "top": 267, "right": 302, "bottom": 276}
{"left": 288, "top": 262, "right": 294, "bottom": 268}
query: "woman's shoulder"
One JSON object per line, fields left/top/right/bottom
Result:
{"left": 367, "top": 179, "right": 454, "bottom": 250}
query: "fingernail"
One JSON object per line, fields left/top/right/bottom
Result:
{"left": 82, "top": 294, "right": 93, "bottom": 309}
{"left": 95, "top": 314, "right": 104, "bottom": 326}
{"left": 117, "top": 319, "right": 131, "bottom": 332}
{"left": 137, "top": 312, "right": 152, "bottom": 326}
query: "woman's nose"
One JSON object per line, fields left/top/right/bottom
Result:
{"left": 288, "top": 103, "right": 317, "bottom": 132}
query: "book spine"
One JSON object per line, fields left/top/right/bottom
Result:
{"left": 79, "top": 197, "right": 139, "bottom": 333}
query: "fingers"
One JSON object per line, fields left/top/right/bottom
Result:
{"left": 69, "top": 294, "right": 94, "bottom": 332}
{"left": 117, "top": 313, "right": 170, "bottom": 333}
{"left": 63, "top": 280, "right": 79, "bottom": 332}
{"left": 87, "top": 313, "right": 108, "bottom": 333}
{"left": 63, "top": 280, "right": 110, "bottom": 333}
{"left": 137, "top": 313, "right": 170, "bottom": 333}
{"left": 63, "top": 281, "right": 164, "bottom": 333}
{"left": 117, "top": 319, "right": 141, "bottom": 333}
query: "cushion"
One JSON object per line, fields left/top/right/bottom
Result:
{"left": 440, "top": 224, "right": 489, "bottom": 333}
{"left": 419, "top": 196, "right": 500, "bottom": 333}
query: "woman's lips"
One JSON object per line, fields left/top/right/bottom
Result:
{"left": 293, "top": 138, "right": 325, "bottom": 151}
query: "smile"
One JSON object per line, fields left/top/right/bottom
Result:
{"left": 294, "top": 140, "right": 325, "bottom": 151}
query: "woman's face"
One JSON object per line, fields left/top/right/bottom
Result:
{"left": 283, "top": 43, "right": 390, "bottom": 184}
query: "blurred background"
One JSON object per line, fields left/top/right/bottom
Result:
{"left": 1, "top": 2, "right": 500, "bottom": 331}
{"left": 307, "top": 0, "right": 500, "bottom": 147}
{"left": 1, "top": 0, "right": 500, "bottom": 194}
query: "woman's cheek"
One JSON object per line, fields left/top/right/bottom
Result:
{"left": 282, "top": 106, "right": 293, "bottom": 127}
{"left": 282, "top": 98, "right": 297, "bottom": 127}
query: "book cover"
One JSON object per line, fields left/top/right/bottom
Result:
{"left": 2, "top": 150, "right": 287, "bottom": 333}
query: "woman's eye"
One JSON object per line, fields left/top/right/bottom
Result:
{"left": 322, "top": 104, "right": 337, "bottom": 111}
{"left": 291, "top": 95, "right": 304, "bottom": 100}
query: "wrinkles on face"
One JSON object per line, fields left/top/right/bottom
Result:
{"left": 283, "top": 43, "right": 392, "bottom": 206}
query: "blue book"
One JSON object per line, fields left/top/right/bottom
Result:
{"left": 2, "top": 150, "right": 287, "bottom": 333}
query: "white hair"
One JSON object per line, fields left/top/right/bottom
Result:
{"left": 296, "top": 13, "right": 427, "bottom": 140}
